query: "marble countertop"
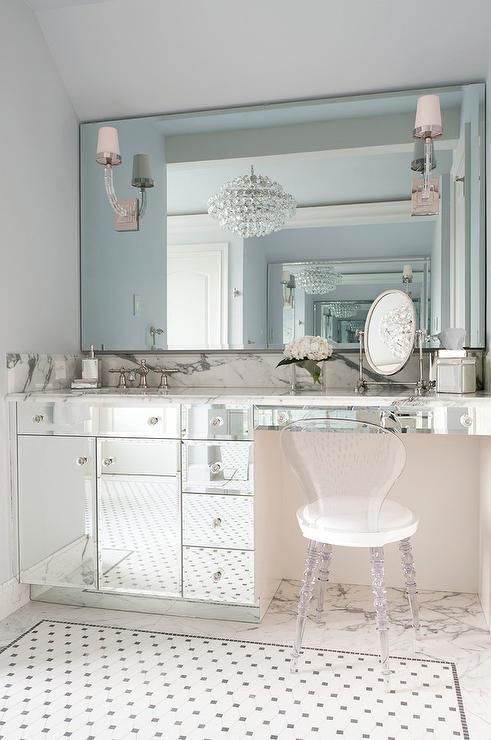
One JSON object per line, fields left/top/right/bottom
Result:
{"left": 7, "top": 387, "right": 491, "bottom": 409}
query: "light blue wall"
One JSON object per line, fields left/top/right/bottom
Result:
{"left": 81, "top": 118, "right": 167, "bottom": 351}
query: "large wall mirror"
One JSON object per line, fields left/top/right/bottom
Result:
{"left": 80, "top": 83, "right": 485, "bottom": 352}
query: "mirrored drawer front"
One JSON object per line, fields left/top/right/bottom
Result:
{"left": 183, "top": 493, "right": 254, "bottom": 549}
{"left": 98, "top": 438, "right": 180, "bottom": 476}
{"left": 18, "top": 403, "right": 95, "bottom": 435}
{"left": 96, "top": 406, "right": 180, "bottom": 438}
{"left": 182, "top": 404, "right": 253, "bottom": 440}
{"left": 183, "top": 546, "right": 255, "bottom": 604}
{"left": 182, "top": 441, "right": 253, "bottom": 495}
{"left": 254, "top": 406, "right": 332, "bottom": 429}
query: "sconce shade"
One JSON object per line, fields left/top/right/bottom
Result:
{"left": 413, "top": 95, "right": 443, "bottom": 138}
{"left": 281, "top": 270, "right": 290, "bottom": 284}
{"left": 403, "top": 264, "right": 413, "bottom": 279}
{"left": 411, "top": 139, "right": 436, "bottom": 172}
{"left": 132, "top": 154, "right": 154, "bottom": 189}
{"left": 96, "top": 126, "right": 121, "bottom": 165}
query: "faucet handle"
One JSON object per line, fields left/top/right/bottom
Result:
{"left": 155, "top": 367, "right": 179, "bottom": 389}
{"left": 109, "top": 367, "right": 128, "bottom": 388}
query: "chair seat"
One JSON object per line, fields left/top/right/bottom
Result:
{"left": 297, "top": 496, "right": 419, "bottom": 547}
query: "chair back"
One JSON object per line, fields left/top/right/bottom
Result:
{"left": 280, "top": 417, "right": 406, "bottom": 532}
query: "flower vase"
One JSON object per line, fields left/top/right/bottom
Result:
{"left": 321, "top": 361, "right": 329, "bottom": 393}
{"left": 289, "top": 364, "right": 298, "bottom": 393}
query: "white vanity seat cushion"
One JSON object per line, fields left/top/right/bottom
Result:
{"left": 297, "top": 496, "right": 419, "bottom": 548}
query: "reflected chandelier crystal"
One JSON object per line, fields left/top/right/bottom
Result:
{"left": 208, "top": 166, "right": 296, "bottom": 238}
{"left": 294, "top": 265, "right": 342, "bottom": 294}
{"left": 325, "top": 302, "right": 358, "bottom": 319}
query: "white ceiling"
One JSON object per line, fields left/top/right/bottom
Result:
{"left": 28, "top": 0, "right": 491, "bottom": 121}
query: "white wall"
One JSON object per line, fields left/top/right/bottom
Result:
{"left": 0, "top": 0, "right": 79, "bottom": 586}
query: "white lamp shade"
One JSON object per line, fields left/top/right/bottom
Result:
{"left": 281, "top": 270, "right": 290, "bottom": 283}
{"left": 414, "top": 95, "right": 442, "bottom": 136}
{"left": 96, "top": 126, "right": 120, "bottom": 157}
{"left": 403, "top": 264, "right": 413, "bottom": 279}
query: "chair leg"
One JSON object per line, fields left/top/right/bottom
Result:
{"left": 399, "top": 537, "right": 421, "bottom": 639}
{"left": 291, "top": 539, "right": 323, "bottom": 673}
{"left": 316, "top": 543, "right": 333, "bottom": 621}
{"left": 369, "top": 546, "right": 391, "bottom": 689}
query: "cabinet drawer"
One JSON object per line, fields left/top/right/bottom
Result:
{"left": 183, "top": 546, "right": 255, "bottom": 604}
{"left": 96, "top": 405, "right": 180, "bottom": 438}
{"left": 182, "top": 404, "right": 253, "bottom": 440}
{"left": 18, "top": 402, "right": 95, "bottom": 435}
{"left": 183, "top": 493, "right": 254, "bottom": 549}
{"left": 98, "top": 438, "right": 180, "bottom": 476}
{"left": 182, "top": 441, "right": 253, "bottom": 495}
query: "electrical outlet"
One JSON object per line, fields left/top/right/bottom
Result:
{"left": 133, "top": 294, "right": 142, "bottom": 316}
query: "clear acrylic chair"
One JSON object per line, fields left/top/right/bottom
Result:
{"left": 281, "top": 417, "right": 420, "bottom": 687}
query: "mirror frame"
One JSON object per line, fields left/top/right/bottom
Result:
{"left": 364, "top": 289, "right": 417, "bottom": 375}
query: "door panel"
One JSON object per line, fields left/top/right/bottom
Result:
{"left": 18, "top": 435, "right": 97, "bottom": 588}
{"left": 97, "top": 439, "right": 181, "bottom": 596}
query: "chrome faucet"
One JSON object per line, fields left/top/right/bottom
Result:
{"left": 136, "top": 359, "right": 150, "bottom": 388}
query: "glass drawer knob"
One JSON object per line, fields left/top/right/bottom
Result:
{"left": 76, "top": 456, "right": 88, "bottom": 466}
{"left": 209, "top": 462, "right": 223, "bottom": 474}
{"left": 212, "top": 570, "right": 223, "bottom": 582}
{"left": 33, "top": 415, "right": 44, "bottom": 423}
{"left": 212, "top": 517, "right": 222, "bottom": 528}
{"left": 210, "top": 416, "right": 224, "bottom": 427}
{"left": 102, "top": 457, "right": 115, "bottom": 467}
{"left": 148, "top": 416, "right": 160, "bottom": 426}
{"left": 460, "top": 414, "right": 473, "bottom": 428}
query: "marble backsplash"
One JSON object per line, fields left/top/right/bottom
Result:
{"left": 5, "top": 350, "right": 450, "bottom": 394}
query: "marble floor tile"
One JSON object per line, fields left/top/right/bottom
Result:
{"left": 0, "top": 581, "right": 489, "bottom": 738}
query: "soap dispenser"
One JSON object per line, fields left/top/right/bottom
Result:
{"left": 82, "top": 345, "right": 101, "bottom": 385}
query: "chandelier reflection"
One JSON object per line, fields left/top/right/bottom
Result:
{"left": 208, "top": 166, "right": 296, "bottom": 238}
{"left": 325, "top": 302, "right": 359, "bottom": 319}
{"left": 294, "top": 265, "right": 342, "bottom": 294}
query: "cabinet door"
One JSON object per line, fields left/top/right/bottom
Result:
{"left": 97, "top": 439, "right": 181, "bottom": 597}
{"left": 18, "top": 435, "right": 97, "bottom": 588}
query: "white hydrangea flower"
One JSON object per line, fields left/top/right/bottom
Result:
{"left": 283, "top": 336, "right": 333, "bottom": 361}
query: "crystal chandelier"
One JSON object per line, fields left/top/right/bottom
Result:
{"left": 208, "top": 166, "right": 296, "bottom": 238}
{"left": 325, "top": 302, "right": 358, "bottom": 319}
{"left": 294, "top": 265, "right": 342, "bottom": 294}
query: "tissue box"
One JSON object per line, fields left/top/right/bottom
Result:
{"left": 435, "top": 354, "right": 476, "bottom": 394}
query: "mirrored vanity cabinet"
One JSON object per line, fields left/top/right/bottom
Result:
{"left": 11, "top": 399, "right": 276, "bottom": 622}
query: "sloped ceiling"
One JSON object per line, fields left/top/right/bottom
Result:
{"left": 28, "top": 0, "right": 491, "bottom": 121}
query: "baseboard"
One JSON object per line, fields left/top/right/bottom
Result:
{"left": 0, "top": 578, "right": 29, "bottom": 621}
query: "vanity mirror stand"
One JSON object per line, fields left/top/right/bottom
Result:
{"left": 355, "top": 289, "right": 433, "bottom": 395}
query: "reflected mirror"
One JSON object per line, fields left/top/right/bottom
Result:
{"left": 80, "top": 83, "right": 485, "bottom": 352}
{"left": 365, "top": 289, "right": 416, "bottom": 375}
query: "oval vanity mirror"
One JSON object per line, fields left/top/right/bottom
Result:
{"left": 364, "top": 289, "right": 416, "bottom": 375}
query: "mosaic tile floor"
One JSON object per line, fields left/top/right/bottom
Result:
{"left": 0, "top": 581, "right": 490, "bottom": 739}
{"left": 0, "top": 620, "right": 469, "bottom": 739}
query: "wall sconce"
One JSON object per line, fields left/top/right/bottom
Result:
{"left": 96, "top": 127, "right": 154, "bottom": 231}
{"left": 281, "top": 270, "right": 296, "bottom": 307}
{"left": 402, "top": 263, "right": 413, "bottom": 294}
{"left": 411, "top": 95, "right": 442, "bottom": 216}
